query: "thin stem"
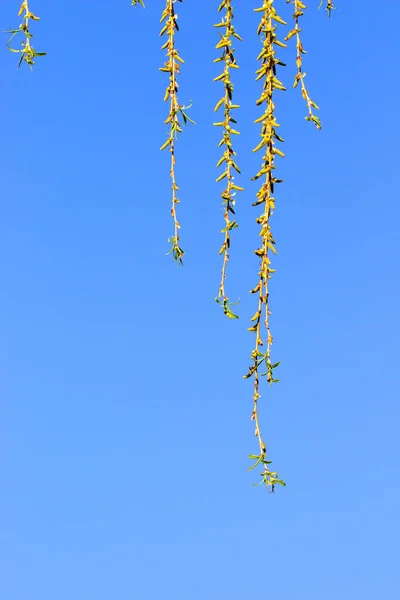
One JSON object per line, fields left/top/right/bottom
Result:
{"left": 23, "top": 1, "right": 31, "bottom": 51}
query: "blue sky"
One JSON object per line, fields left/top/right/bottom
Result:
{"left": 1, "top": 1, "right": 399, "bottom": 598}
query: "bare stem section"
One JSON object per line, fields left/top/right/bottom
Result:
{"left": 214, "top": 0, "right": 243, "bottom": 319}
{"left": 245, "top": 0, "right": 287, "bottom": 492}
{"left": 160, "top": 0, "right": 194, "bottom": 265}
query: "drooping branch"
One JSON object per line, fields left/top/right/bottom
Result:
{"left": 160, "top": 0, "right": 194, "bottom": 264}
{"left": 245, "top": 0, "right": 287, "bottom": 492}
{"left": 214, "top": 0, "right": 243, "bottom": 319}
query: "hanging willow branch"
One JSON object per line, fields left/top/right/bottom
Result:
{"left": 6, "top": 1, "right": 45, "bottom": 68}
{"left": 286, "top": 0, "right": 321, "bottom": 129}
{"left": 3, "top": 0, "right": 338, "bottom": 492}
{"left": 245, "top": 0, "right": 287, "bottom": 492}
{"left": 160, "top": 0, "right": 194, "bottom": 264}
{"left": 214, "top": 0, "right": 243, "bottom": 319}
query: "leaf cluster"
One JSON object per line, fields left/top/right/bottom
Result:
{"left": 6, "top": 1, "right": 45, "bottom": 69}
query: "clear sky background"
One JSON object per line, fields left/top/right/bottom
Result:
{"left": 1, "top": 1, "right": 399, "bottom": 599}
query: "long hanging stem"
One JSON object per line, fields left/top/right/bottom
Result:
{"left": 245, "top": 0, "right": 287, "bottom": 492}
{"left": 7, "top": 1, "right": 45, "bottom": 68}
{"left": 214, "top": 0, "right": 243, "bottom": 319}
{"left": 160, "top": 0, "right": 193, "bottom": 264}
{"left": 286, "top": 0, "right": 321, "bottom": 129}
